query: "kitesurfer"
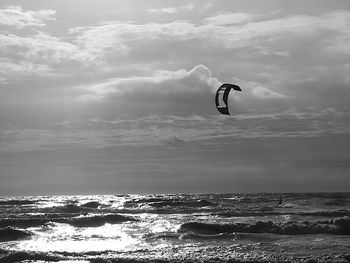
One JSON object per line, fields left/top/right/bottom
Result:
{"left": 277, "top": 195, "right": 283, "bottom": 206}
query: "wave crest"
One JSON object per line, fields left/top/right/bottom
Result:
{"left": 178, "top": 217, "right": 350, "bottom": 235}
{"left": 0, "top": 227, "right": 31, "bottom": 242}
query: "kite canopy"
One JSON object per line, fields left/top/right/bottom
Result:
{"left": 215, "top": 83, "right": 242, "bottom": 115}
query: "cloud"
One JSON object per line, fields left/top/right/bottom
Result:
{"left": 0, "top": 62, "right": 291, "bottom": 137}
{"left": 0, "top": 32, "right": 89, "bottom": 64}
{"left": 3, "top": 7, "right": 345, "bottom": 84}
{"left": 77, "top": 64, "right": 286, "bottom": 106}
{"left": 164, "top": 137, "right": 186, "bottom": 146}
{"left": 198, "top": 10, "right": 350, "bottom": 57}
{"left": 251, "top": 86, "right": 287, "bottom": 99}
{"left": 0, "top": 31, "right": 95, "bottom": 80}
{"left": 0, "top": 6, "right": 93, "bottom": 80}
{"left": 65, "top": 9, "right": 350, "bottom": 96}
{"left": 1, "top": 5, "right": 350, "bottom": 153}
{"left": 71, "top": 10, "right": 350, "bottom": 57}
{"left": 71, "top": 62, "right": 348, "bottom": 122}
{"left": 0, "top": 6, "right": 55, "bottom": 28}
{"left": 202, "top": 12, "right": 254, "bottom": 25}
{"left": 70, "top": 20, "right": 198, "bottom": 62}
{"left": 0, "top": 58, "right": 52, "bottom": 76}
{"left": 148, "top": 4, "right": 194, "bottom": 14}
{"left": 2, "top": 108, "right": 350, "bottom": 152}
{"left": 1, "top": 58, "right": 348, "bottom": 152}
{"left": 76, "top": 65, "right": 221, "bottom": 116}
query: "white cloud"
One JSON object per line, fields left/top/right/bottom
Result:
{"left": 231, "top": 77, "right": 288, "bottom": 99}
{"left": 68, "top": 10, "right": 350, "bottom": 69}
{"left": 148, "top": 7, "right": 178, "bottom": 14}
{"left": 71, "top": 20, "right": 197, "bottom": 61}
{"left": 200, "top": 10, "right": 350, "bottom": 52}
{"left": 202, "top": 13, "right": 254, "bottom": 25}
{"left": 0, "top": 32, "right": 89, "bottom": 63}
{"left": 0, "top": 58, "right": 52, "bottom": 76}
{"left": 77, "top": 64, "right": 220, "bottom": 102}
{"left": 251, "top": 86, "right": 287, "bottom": 99}
{"left": 0, "top": 31, "right": 96, "bottom": 80}
{"left": 0, "top": 6, "right": 94, "bottom": 80}
{"left": 0, "top": 6, "right": 55, "bottom": 28}
{"left": 71, "top": 64, "right": 295, "bottom": 123}
{"left": 148, "top": 4, "right": 194, "bottom": 14}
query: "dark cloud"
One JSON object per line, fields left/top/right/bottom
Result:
{"left": 164, "top": 137, "right": 186, "bottom": 146}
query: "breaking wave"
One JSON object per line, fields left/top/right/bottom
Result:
{"left": 0, "top": 250, "right": 63, "bottom": 263}
{"left": 178, "top": 217, "right": 350, "bottom": 235}
{"left": 0, "top": 214, "right": 137, "bottom": 228}
{"left": 148, "top": 199, "right": 217, "bottom": 208}
{"left": 0, "top": 200, "right": 35, "bottom": 206}
{"left": 0, "top": 227, "right": 31, "bottom": 242}
{"left": 80, "top": 201, "right": 102, "bottom": 208}
{"left": 0, "top": 218, "right": 49, "bottom": 228}
{"left": 215, "top": 209, "right": 350, "bottom": 218}
{"left": 62, "top": 214, "right": 137, "bottom": 227}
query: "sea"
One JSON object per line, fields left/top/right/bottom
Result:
{"left": 0, "top": 193, "right": 349, "bottom": 263}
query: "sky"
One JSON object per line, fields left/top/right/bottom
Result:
{"left": 1, "top": 0, "right": 350, "bottom": 195}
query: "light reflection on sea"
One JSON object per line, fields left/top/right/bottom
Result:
{"left": 0, "top": 193, "right": 349, "bottom": 262}
{"left": 16, "top": 223, "right": 142, "bottom": 253}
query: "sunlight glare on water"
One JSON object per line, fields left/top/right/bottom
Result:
{"left": 17, "top": 223, "right": 143, "bottom": 253}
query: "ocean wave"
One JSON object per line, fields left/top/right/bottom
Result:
{"left": 0, "top": 250, "right": 63, "bottom": 263}
{"left": 62, "top": 214, "right": 137, "bottom": 227}
{"left": 0, "top": 249, "right": 348, "bottom": 263}
{"left": 125, "top": 197, "right": 170, "bottom": 205}
{"left": 0, "top": 214, "right": 137, "bottom": 228}
{"left": 298, "top": 210, "right": 350, "bottom": 217}
{"left": 49, "top": 203, "right": 95, "bottom": 213}
{"left": 0, "top": 217, "right": 49, "bottom": 228}
{"left": 178, "top": 217, "right": 350, "bottom": 235}
{"left": 0, "top": 200, "right": 35, "bottom": 206}
{"left": 215, "top": 209, "right": 350, "bottom": 218}
{"left": 148, "top": 199, "right": 217, "bottom": 208}
{"left": 179, "top": 232, "right": 236, "bottom": 240}
{"left": 37, "top": 202, "right": 110, "bottom": 215}
{"left": 324, "top": 199, "right": 350, "bottom": 207}
{"left": 0, "top": 227, "right": 31, "bottom": 242}
{"left": 144, "top": 231, "right": 236, "bottom": 241}
{"left": 124, "top": 196, "right": 218, "bottom": 209}
{"left": 214, "top": 210, "right": 281, "bottom": 217}
{"left": 143, "top": 232, "right": 180, "bottom": 241}
{"left": 80, "top": 201, "right": 102, "bottom": 208}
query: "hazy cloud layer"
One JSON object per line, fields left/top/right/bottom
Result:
{"left": 1, "top": 108, "right": 350, "bottom": 152}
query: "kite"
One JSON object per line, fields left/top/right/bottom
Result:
{"left": 215, "top": 83, "right": 242, "bottom": 115}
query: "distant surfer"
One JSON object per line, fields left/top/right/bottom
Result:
{"left": 277, "top": 195, "right": 283, "bottom": 207}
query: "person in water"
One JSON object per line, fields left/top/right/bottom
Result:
{"left": 277, "top": 195, "right": 283, "bottom": 206}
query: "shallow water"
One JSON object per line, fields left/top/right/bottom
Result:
{"left": 0, "top": 193, "right": 349, "bottom": 262}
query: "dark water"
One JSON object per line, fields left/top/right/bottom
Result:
{"left": 0, "top": 193, "right": 349, "bottom": 262}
